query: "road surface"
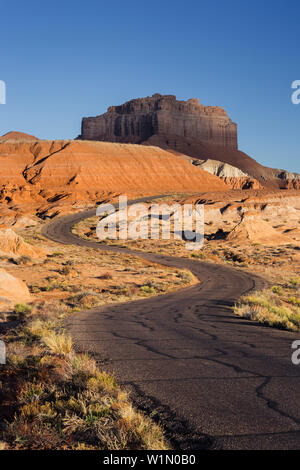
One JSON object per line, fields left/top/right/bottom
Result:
{"left": 42, "top": 201, "right": 300, "bottom": 450}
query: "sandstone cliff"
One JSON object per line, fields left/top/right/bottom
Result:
{"left": 80, "top": 94, "right": 238, "bottom": 148}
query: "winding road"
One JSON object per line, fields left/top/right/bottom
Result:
{"left": 42, "top": 199, "right": 300, "bottom": 450}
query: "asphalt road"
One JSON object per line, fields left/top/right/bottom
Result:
{"left": 42, "top": 201, "right": 300, "bottom": 450}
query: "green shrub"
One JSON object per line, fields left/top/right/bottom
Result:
{"left": 271, "top": 286, "right": 283, "bottom": 295}
{"left": 140, "top": 285, "right": 155, "bottom": 294}
{"left": 290, "top": 277, "right": 300, "bottom": 287}
{"left": 190, "top": 252, "right": 206, "bottom": 259}
{"left": 14, "top": 303, "right": 32, "bottom": 317}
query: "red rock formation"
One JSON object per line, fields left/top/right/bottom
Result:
{"left": 0, "top": 139, "right": 228, "bottom": 220}
{"left": 280, "top": 179, "right": 300, "bottom": 190}
{"left": 80, "top": 94, "right": 238, "bottom": 148}
{"left": 226, "top": 211, "right": 293, "bottom": 245}
{"left": 79, "top": 94, "right": 298, "bottom": 189}
{"left": 222, "top": 177, "right": 261, "bottom": 190}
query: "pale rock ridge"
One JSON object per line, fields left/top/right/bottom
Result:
{"left": 191, "top": 159, "right": 261, "bottom": 189}
{"left": 192, "top": 159, "right": 248, "bottom": 178}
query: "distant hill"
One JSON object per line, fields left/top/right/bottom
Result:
{"left": 0, "top": 131, "right": 39, "bottom": 142}
{"left": 0, "top": 139, "right": 228, "bottom": 218}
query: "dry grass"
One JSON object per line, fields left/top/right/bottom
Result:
{"left": 0, "top": 308, "right": 170, "bottom": 450}
{"left": 234, "top": 277, "right": 300, "bottom": 331}
{"left": 41, "top": 331, "right": 73, "bottom": 356}
{"left": 0, "top": 222, "right": 200, "bottom": 450}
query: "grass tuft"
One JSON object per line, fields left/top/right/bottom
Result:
{"left": 42, "top": 332, "right": 73, "bottom": 356}
{"left": 234, "top": 279, "right": 300, "bottom": 331}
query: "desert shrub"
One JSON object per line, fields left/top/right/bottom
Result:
{"left": 14, "top": 303, "right": 32, "bottom": 317}
{"left": 271, "top": 286, "right": 283, "bottom": 295}
{"left": 64, "top": 259, "right": 75, "bottom": 266}
{"left": 58, "top": 265, "right": 73, "bottom": 275}
{"left": 11, "top": 255, "right": 32, "bottom": 265}
{"left": 190, "top": 252, "right": 206, "bottom": 259}
{"left": 140, "top": 285, "right": 155, "bottom": 294}
{"left": 41, "top": 280, "right": 69, "bottom": 292}
{"left": 287, "top": 296, "right": 300, "bottom": 307}
{"left": 290, "top": 277, "right": 300, "bottom": 287}
{"left": 235, "top": 284, "right": 300, "bottom": 332}
{"left": 67, "top": 291, "right": 98, "bottom": 308}
{"left": 49, "top": 251, "right": 63, "bottom": 258}
{"left": 176, "top": 270, "right": 193, "bottom": 283}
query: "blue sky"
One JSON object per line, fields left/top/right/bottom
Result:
{"left": 0, "top": 0, "right": 299, "bottom": 172}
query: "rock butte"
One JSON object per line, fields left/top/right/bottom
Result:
{"left": 79, "top": 94, "right": 300, "bottom": 188}
{"left": 80, "top": 94, "right": 238, "bottom": 148}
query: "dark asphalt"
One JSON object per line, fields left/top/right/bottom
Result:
{"left": 42, "top": 201, "right": 300, "bottom": 450}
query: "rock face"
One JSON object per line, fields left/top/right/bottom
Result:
{"left": 226, "top": 211, "right": 292, "bottom": 245}
{"left": 0, "top": 229, "right": 48, "bottom": 258}
{"left": 79, "top": 94, "right": 299, "bottom": 188}
{"left": 80, "top": 94, "right": 238, "bottom": 148}
{"left": 276, "top": 171, "right": 300, "bottom": 189}
{"left": 191, "top": 159, "right": 261, "bottom": 190}
{"left": 0, "top": 139, "right": 228, "bottom": 220}
{"left": 0, "top": 268, "right": 31, "bottom": 305}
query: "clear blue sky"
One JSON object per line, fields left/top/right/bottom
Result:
{"left": 0, "top": 0, "right": 299, "bottom": 172}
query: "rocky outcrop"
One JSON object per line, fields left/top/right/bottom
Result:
{"left": 0, "top": 268, "right": 31, "bottom": 306}
{"left": 0, "top": 229, "right": 48, "bottom": 258}
{"left": 226, "top": 211, "right": 293, "bottom": 245}
{"left": 80, "top": 94, "right": 238, "bottom": 148}
{"left": 191, "top": 159, "right": 261, "bottom": 190}
{"left": 276, "top": 171, "right": 300, "bottom": 189}
{"left": 192, "top": 159, "right": 248, "bottom": 178}
{"left": 281, "top": 179, "right": 300, "bottom": 190}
